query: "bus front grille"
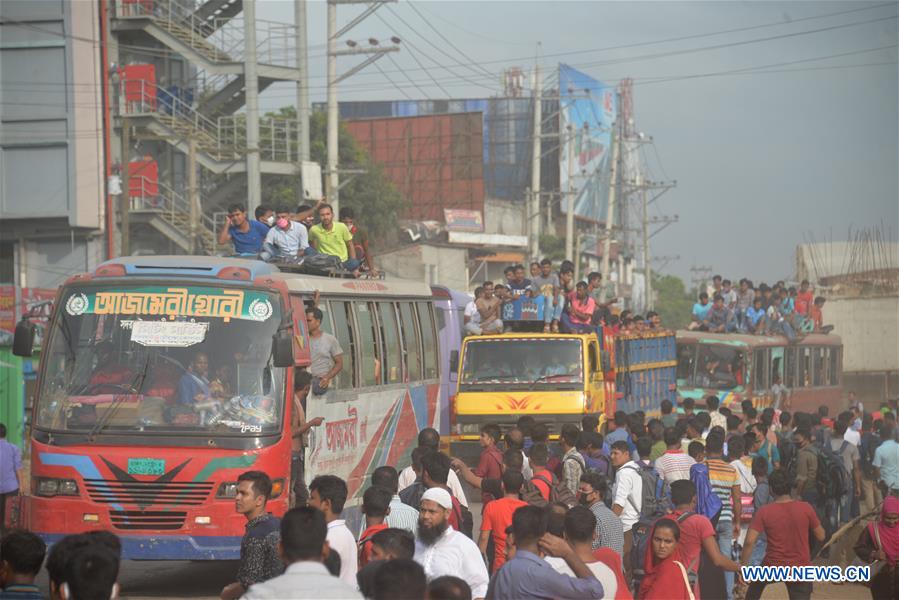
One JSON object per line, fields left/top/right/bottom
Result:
{"left": 109, "top": 510, "right": 187, "bottom": 530}
{"left": 84, "top": 479, "right": 214, "bottom": 506}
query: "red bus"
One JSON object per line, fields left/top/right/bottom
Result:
{"left": 675, "top": 331, "right": 844, "bottom": 415}
{"left": 16, "top": 256, "right": 439, "bottom": 559}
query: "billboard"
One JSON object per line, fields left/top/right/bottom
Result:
{"left": 559, "top": 64, "right": 617, "bottom": 222}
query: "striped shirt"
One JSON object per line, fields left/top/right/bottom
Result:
{"left": 706, "top": 458, "right": 738, "bottom": 522}
{"left": 386, "top": 495, "right": 419, "bottom": 533}
{"left": 589, "top": 500, "right": 624, "bottom": 555}
{"left": 655, "top": 449, "right": 696, "bottom": 485}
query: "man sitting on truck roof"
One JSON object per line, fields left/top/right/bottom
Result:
{"left": 475, "top": 282, "right": 503, "bottom": 334}
{"left": 560, "top": 282, "right": 596, "bottom": 334}
{"left": 463, "top": 287, "right": 484, "bottom": 336}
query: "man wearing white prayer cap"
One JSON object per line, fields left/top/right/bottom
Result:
{"left": 414, "top": 488, "right": 489, "bottom": 599}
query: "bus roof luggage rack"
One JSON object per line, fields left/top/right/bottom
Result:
{"left": 273, "top": 256, "right": 385, "bottom": 280}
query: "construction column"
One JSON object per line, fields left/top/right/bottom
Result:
{"left": 529, "top": 62, "right": 541, "bottom": 261}
{"left": 244, "top": 0, "right": 261, "bottom": 214}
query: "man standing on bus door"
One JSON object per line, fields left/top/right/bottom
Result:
{"left": 305, "top": 307, "right": 344, "bottom": 395}
{"left": 291, "top": 370, "right": 324, "bottom": 507}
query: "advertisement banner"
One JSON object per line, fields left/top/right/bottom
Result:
{"left": 559, "top": 64, "right": 617, "bottom": 222}
{"left": 0, "top": 286, "right": 14, "bottom": 346}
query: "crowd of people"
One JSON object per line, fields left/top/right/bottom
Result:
{"left": 217, "top": 201, "right": 377, "bottom": 278}
{"left": 687, "top": 275, "right": 832, "bottom": 339}
{"left": 3, "top": 394, "right": 899, "bottom": 600}
{"left": 463, "top": 258, "right": 664, "bottom": 336}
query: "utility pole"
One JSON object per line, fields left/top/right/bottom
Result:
{"left": 601, "top": 123, "right": 619, "bottom": 284}
{"left": 564, "top": 124, "right": 576, "bottom": 262}
{"left": 528, "top": 58, "right": 541, "bottom": 262}
{"left": 326, "top": 0, "right": 399, "bottom": 216}
{"left": 326, "top": 0, "right": 338, "bottom": 211}
{"left": 188, "top": 139, "right": 199, "bottom": 253}
{"left": 296, "top": 0, "right": 310, "bottom": 163}
{"left": 642, "top": 184, "right": 652, "bottom": 310}
{"left": 120, "top": 119, "right": 130, "bottom": 256}
{"left": 244, "top": 0, "right": 261, "bottom": 215}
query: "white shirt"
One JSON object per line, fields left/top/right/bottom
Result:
{"left": 398, "top": 465, "right": 469, "bottom": 507}
{"left": 545, "top": 556, "right": 618, "bottom": 599}
{"left": 612, "top": 460, "right": 643, "bottom": 532}
{"left": 844, "top": 428, "right": 861, "bottom": 447}
{"left": 414, "top": 526, "right": 489, "bottom": 599}
{"left": 264, "top": 221, "right": 309, "bottom": 258}
{"left": 654, "top": 450, "right": 696, "bottom": 486}
{"left": 326, "top": 519, "right": 358, "bottom": 588}
{"left": 709, "top": 410, "right": 727, "bottom": 432}
{"left": 241, "top": 561, "right": 362, "bottom": 599}
{"left": 464, "top": 300, "right": 481, "bottom": 324}
{"left": 521, "top": 451, "right": 533, "bottom": 480}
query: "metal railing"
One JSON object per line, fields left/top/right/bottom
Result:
{"left": 114, "top": 0, "right": 298, "bottom": 67}
{"left": 218, "top": 115, "right": 301, "bottom": 163}
{"left": 130, "top": 175, "right": 218, "bottom": 241}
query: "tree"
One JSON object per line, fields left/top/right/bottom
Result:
{"left": 261, "top": 108, "right": 407, "bottom": 244}
{"left": 653, "top": 273, "right": 693, "bottom": 330}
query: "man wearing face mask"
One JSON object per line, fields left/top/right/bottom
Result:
{"left": 255, "top": 204, "right": 275, "bottom": 227}
{"left": 262, "top": 204, "right": 311, "bottom": 262}
{"left": 577, "top": 472, "right": 623, "bottom": 555}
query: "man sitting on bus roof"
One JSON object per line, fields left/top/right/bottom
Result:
{"left": 687, "top": 292, "right": 712, "bottom": 330}
{"left": 262, "top": 204, "right": 312, "bottom": 262}
{"left": 218, "top": 203, "right": 270, "bottom": 255}
{"left": 705, "top": 294, "right": 736, "bottom": 333}
{"left": 309, "top": 204, "right": 362, "bottom": 276}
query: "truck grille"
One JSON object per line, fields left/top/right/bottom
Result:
{"left": 84, "top": 479, "right": 213, "bottom": 506}
{"left": 110, "top": 510, "right": 186, "bottom": 530}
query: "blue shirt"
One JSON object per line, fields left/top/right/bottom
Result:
{"left": 177, "top": 371, "right": 209, "bottom": 406}
{"left": 0, "top": 439, "right": 22, "bottom": 494}
{"left": 746, "top": 306, "right": 766, "bottom": 326}
{"left": 0, "top": 584, "right": 43, "bottom": 599}
{"left": 692, "top": 302, "right": 711, "bottom": 321}
{"left": 229, "top": 220, "right": 270, "bottom": 254}
{"left": 486, "top": 550, "right": 604, "bottom": 600}
{"left": 873, "top": 439, "right": 899, "bottom": 490}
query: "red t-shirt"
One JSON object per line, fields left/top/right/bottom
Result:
{"left": 795, "top": 291, "right": 813, "bottom": 315}
{"left": 669, "top": 510, "right": 715, "bottom": 575}
{"left": 530, "top": 468, "right": 555, "bottom": 502}
{"left": 475, "top": 446, "right": 504, "bottom": 504}
{"left": 481, "top": 496, "right": 527, "bottom": 571}
{"left": 749, "top": 501, "right": 820, "bottom": 567}
{"left": 358, "top": 523, "right": 389, "bottom": 568}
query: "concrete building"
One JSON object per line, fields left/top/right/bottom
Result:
{"left": 795, "top": 241, "right": 899, "bottom": 404}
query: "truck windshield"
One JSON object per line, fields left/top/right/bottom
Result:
{"left": 34, "top": 284, "right": 285, "bottom": 437}
{"left": 460, "top": 338, "right": 583, "bottom": 387}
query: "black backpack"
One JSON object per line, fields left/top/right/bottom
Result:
{"left": 631, "top": 511, "right": 698, "bottom": 592}
{"left": 451, "top": 498, "right": 474, "bottom": 539}
{"left": 777, "top": 432, "right": 796, "bottom": 472}
{"left": 817, "top": 441, "right": 851, "bottom": 500}
{"left": 860, "top": 432, "right": 882, "bottom": 479}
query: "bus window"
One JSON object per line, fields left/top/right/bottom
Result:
{"left": 676, "top": 344, "right": 696, "bottom": 385}
{"left": 784, "top": 347, "right": 796, "bottom": 388}
{"left": 813, "top": 347, "right": 827, "bottom": 387}
{"left": 354, "top": 302, "right": 380, "bottom": 387}
{"left": 330, "top": 301, "right": 355, "bottom": 389}
{"left": 318, "top": 301, "right": 334, "bottom": 335}
{"left": 398, "top": 303, "right": 422, "bottom": 381}
{"left": 771, "top": 347, "right": 785, "bottom": 386}
{"left": 417, "top": 302, "right": 438, "bottom": 379}
{"left": 753, "top": 349, "right": 769, "bottom": 390}
{"left": 829, "top": 348, "right": 840, "bottom": 385}
{"left": 695, "top": 345, "right": 745, "bottom": 390}
{"left": 377, "top": 302, "right": 403, "bottom": 383}
{"left": 799, "top": 347, "right": 812, "bottom": 387}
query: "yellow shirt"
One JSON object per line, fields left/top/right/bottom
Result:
{"left": 309, "top": 222, "right": 352, "bottom": 261}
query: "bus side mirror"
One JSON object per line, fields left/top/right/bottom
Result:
{"left": 449, "top": 350, "right": 459, "bottom": 373}
{"left": 12, "top": 319, "right": 35, "bottom": 357}
{"left": 271, "top": 332, "right": 294, "bottom": 368}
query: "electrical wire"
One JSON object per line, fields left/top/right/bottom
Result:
{"left": 373, "top": 59, "right": 414, "bottom": 101}
{"left": 385, "top": 52, "right": 432, "bottom": 100}
{"left": 406, "top": 1, "right": 498, "bottom": 79}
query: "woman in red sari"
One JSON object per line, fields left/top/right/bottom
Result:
{"left": 638, "top": 518, "right": 695, "bottom": 600}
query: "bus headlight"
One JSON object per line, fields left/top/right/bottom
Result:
{"left": 217, "top": 482, "right": 239, "bottom": 499}
{"left": 35, "top": 478, "right": 79, "bottom": 497}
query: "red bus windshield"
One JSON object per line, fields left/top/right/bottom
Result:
{"left": 34, "top": 284, "right": 286, "bottom": 438}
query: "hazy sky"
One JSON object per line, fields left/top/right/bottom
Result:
{"left": 256, "top": 0, "right": 898, "bottom": 284}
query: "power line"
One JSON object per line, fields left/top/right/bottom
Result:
{"left": 373, "top": 59, "right": 414, "bottom": 101}
{"left": 406, "top": 1, "right": 497, "bottom": 80}
{"left": 385, "top": 52, "right": 432, "bottom": 100}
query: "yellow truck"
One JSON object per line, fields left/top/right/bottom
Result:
{"left": 448, "top": 332, "right": 607, "bottom": 459}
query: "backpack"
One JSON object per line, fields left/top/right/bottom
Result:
{"left": 451, "top": 497, "right": 474, "bottom": 539}
{"left": 521, "top": 472, "right": 578, "bottom": 508}
{"left": 631, "top": 511, "right": 698, "bottom": 592}
{"left": 622, "top": 462, "right": 670, "bottom": 519}
{"left": 817, "top": 441, "right": 851, "bottom": 501}
{"left": 777, "top": 432, "right": 796, "bottom": 473}
{"left": 690, "top": 463, "right": 723, "bottom": 521}
{"left": 859, "top": 432, "right": 882, "bottom": 479}
{"left": 299, "top": 253, "right": 343, "bottom": 276}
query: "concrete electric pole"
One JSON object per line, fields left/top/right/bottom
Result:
{"left": 528, "top": 58, "right": 541, "bottom": 262}
{"left": 326, "top": 0, "right": 399, "bottom": 215}
{"left": 600, "top": 124, "right": 619, "bottom": 284}
{"left": 564, "top": 124, "right": 576, "bottom": 262}
{"left": 296, "top": 0, "right": 310, "bottom": 163}
{"left": 244, "top": 0, "right": 261, "bottom": 215}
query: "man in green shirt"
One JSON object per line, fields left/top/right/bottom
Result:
{"left": 308, "top": 204, "right": 362, "bottom": 275}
